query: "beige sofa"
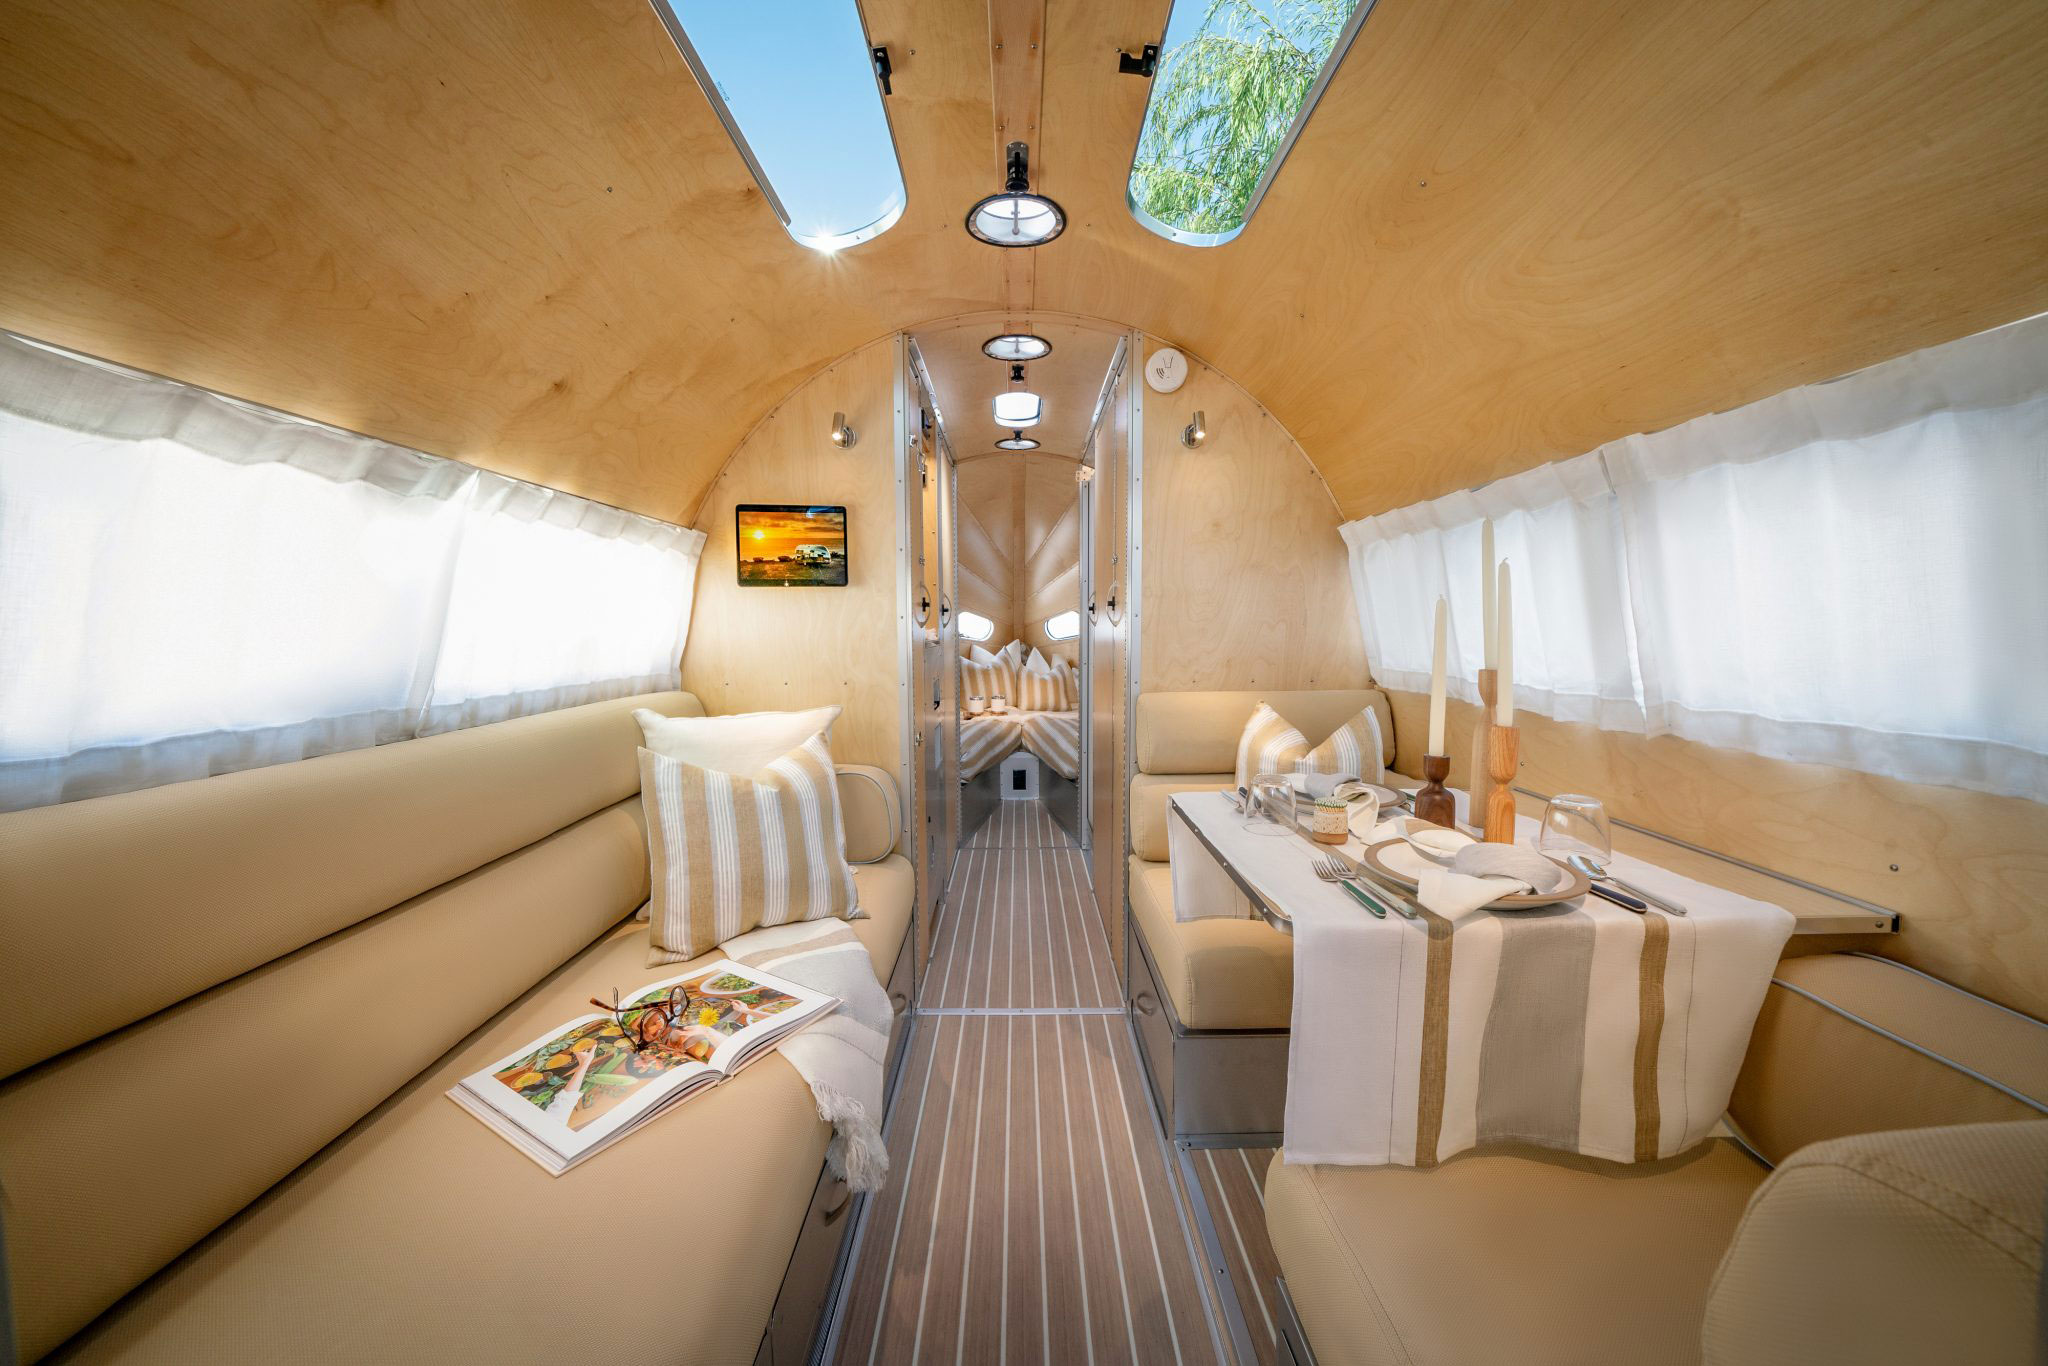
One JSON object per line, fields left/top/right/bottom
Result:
{"left": 1265, "top": 949, "right": 2048, "bottom": 1365}
{"left": 1125, "top": 689, "right": 1396, "bottom": 1137}
{"left": 0, "top": 692, "right": 913, "bottom": 1364}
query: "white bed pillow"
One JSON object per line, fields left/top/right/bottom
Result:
{"left": 633, "top": 705, "right": 841, "bottom": 776}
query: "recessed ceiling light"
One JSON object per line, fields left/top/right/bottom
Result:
{"left": 983, "top": 332, "right": 1053, "bottom": 362}
{"left": 992, "top": 391, "right": 1043, "bottom": 427}
{"left": 966, "top": 142, "right": 1066, "bottom": 248}
{"left": 996, "top": 432, "right": 1040, "bottom": 451}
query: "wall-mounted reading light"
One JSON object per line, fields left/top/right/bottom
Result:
{"left": 829, "top": 411, "right": 858, "bottom": 449}
{"left": 966, "top": 142, "right": 1066, "bottom": 247}
{"left": 1181, "top": 410, "right": 1206, "bottom": 448}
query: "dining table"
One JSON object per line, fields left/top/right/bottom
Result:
{"left": 1166, "top": 785, "right": 1861, "bottom": 1168}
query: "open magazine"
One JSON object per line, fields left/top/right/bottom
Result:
{"left": 450, "top": 960, "right": 837, "bottom": 1175}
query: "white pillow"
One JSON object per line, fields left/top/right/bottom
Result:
{"left": 998, "top": 639, "right": 1026, "bottom": 669}
{"left": 1024, "top": 646, "right": 1050, "bottom": 673}
{"left": 965, "top": 643, "right": 1001, "bottom": 669}
{"left": 633, "top": 705, "right": 841, "bottom": 777}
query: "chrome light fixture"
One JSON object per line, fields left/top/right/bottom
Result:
{"left": 1181, "top": 409, "right": 1206, "bottom": 448}
{"left": 982, "top": 332, "right": 1053, "bottom": 362}
{"left": 828, "top": 411, "right": 858, "bottom": 449}
{"left": 966, "top": 142, "right": 1066, "bottom": 247}
{"left": 993, "top": 392, "right": 1043, "bottom": 428}
{"left": 996, "top": 431, "right": 1039, "bottom": 451}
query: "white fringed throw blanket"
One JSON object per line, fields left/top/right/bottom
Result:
{"left": 722, "top": 918, "right": 893, "bottom": 1191}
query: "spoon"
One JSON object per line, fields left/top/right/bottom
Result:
{"left": 1566, "top": 853, "right": 1689, "bottom": 916}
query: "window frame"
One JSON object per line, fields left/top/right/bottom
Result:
{"left": 956, "top": 610, "right": 996, "bottom": 643}
{"left": 650, "top": 1, "right": 908, "bottom": 253}
{"left": 1125, "top": 0, "right": 1384, "bottom": 248}
{"left": 1042, "top": 609, "right": 1081, "bottom": 642}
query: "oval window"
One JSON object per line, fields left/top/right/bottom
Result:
{"left": 957, "top": 610, "right": 996, "bottom": 642}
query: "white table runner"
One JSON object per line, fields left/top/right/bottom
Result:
{"left": 1168, "top": 790, "right": 1794, "bottom": 1167}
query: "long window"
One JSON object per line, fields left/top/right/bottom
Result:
{"left": 0, "top": 334, "right": 706, "bottom": 812}
{"left": 1342, "top": 314, "right": 2048, "bottom": 803}
{"left": 653, "top": 1, "right": 906, "bottom": 252}
{"left": 1127, "top": 0, "right": 1380, "bottom": 246}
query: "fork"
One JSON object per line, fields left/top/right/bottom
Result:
{"left": 1311, "top": 857, "right": 1386, "bottom": 918}
{"left": 1315, "top": 855, "right": 1424, "bottom": 921}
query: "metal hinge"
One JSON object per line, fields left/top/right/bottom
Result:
{"left": 1118, "top": 44, "right": 1159, "bottom": 78}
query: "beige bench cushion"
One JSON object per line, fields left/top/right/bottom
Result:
{"left": 1267, "top": 1140, "right": 1767, "bottom": 1366}
{"left": 1129, "top": 772, "right": 1231, "bottom": 862}
{"left": 1730, "top": 953, "right": 2048, "bottom": 1164}
{"left": 1135, "top": 689, "right": 1393, "bottom": 776}
{"left": 1129, "top": 856, "right": 1291, "bottom": 1031}
{"left": 1704, "top": 1119, "right": 2048, "bottom": 1366}
{"left": 59, "top": 857, "right": 911, "bottom": 1364}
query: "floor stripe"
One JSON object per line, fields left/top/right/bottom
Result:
{"left": 835, "top": 800, "right": 1220, "bottom": 1365}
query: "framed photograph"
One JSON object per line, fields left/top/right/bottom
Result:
{"left": 735, "top": 504, "right": 848, "bottom": 587}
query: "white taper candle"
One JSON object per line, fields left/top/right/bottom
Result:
{"left": 1495, "top": 561, "right": 1514, "bottom": 725}
{"left": 1480, "top": 518, "right": 1497, "bottom": 669}
{"left": 1427, "top": 596, "right": 1448, "bottom": 754}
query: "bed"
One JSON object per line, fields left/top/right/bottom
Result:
{"left": 957, "top": 709, "right": 1081, "bottom": 782}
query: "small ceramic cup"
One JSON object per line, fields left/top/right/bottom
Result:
{"left": 966, "top": 696, "right": 986, "bottom": 716}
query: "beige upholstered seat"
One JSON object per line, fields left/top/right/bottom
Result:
{"left": 1704, "top": 1120, "right": 2048, "bottom": 1366}
{"left": 58, "top": 881, "right": 910, "bottom": 1364}
{"left": 0, "top": 691, "right": 912, "bottom": 1362}
{"left": 1265, "top": 1141, "right": 1769, "bottom": 1366}
{"left": 1124, "top": 689, "right": 1394, "bottom": 1035}
{"left": 1268, "top": 952, "right": 2048, "bottom": 1365}
{"left": 1129, "top": 855, "right": 1291, "bottom": 1030}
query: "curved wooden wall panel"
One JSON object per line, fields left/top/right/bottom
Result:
{"left": 681, "top": 339, "right": 902, "bottom": 774}
{"left": 4, "top": 0, "right": 2043, "bottom": 526}
{"left": 1138, "top": 347, "right": 1368, "bottom": 693}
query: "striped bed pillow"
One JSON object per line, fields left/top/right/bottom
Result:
{"left": 639, "top": 731, "right": 859, "bottom": 963}
{"left": 1013, "top": 663, "right": 1065, "bottom": 712}
{"left": 1233, "top": 701, "right": 1386, "bottom": 795}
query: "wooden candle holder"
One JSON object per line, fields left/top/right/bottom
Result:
{"left": 1482, "top": 723, "right": 1520, "bottom": 843}
{"left": 1412, "top": 754, "right": 1456, "bottom": 829}
{"left": 1468, "top": 668, "right": 1497, "bottom": 829}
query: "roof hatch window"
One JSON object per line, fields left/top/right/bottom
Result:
{"left": 652, "top": 1, "right": 907, "bottom": 252}
{"left": 1127, "top": 0, "right": 1379, "bottom": 247}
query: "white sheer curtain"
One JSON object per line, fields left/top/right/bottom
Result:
{"left": 1341, "top": 313, "right": 2048, "bottom": 803}
{"left": 1341, "top": 452, "right": 1641, "bottom": 728}
{"left": 0, "top": 333, "right": 706, "bottom": 811}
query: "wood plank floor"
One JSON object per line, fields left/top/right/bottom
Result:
{"left": 923, "top": 818, "right": 1116, "bottom": 1011}
{"left": 1188, "top": 1147, "right": 1283, "bottom": 1366}
{"left": 832, "top": 799, "right": 1225, "bottom": 1364}
{"left": 963, "top": 797, "right": 1069, "bottom": 849}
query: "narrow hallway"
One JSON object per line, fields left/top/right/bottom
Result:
{"left": 830, "top": 798, "right": 1226, "bottom": 1365}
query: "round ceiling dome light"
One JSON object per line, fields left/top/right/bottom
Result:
{"left": 996, "top": 432, "right": 1040, "bottom": 451}
{"left": 992, "top": 390, "right": 1043, "bottom": 428}
{"left": 982, "top": 332, "right": 1053, "bottom": 362}
{"left": 966, "top": 141, "right": 1066, "bottom": 248}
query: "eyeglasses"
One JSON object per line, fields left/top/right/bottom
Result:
{"left": 588, "top": 985, "right": 691, "bottom": 1054}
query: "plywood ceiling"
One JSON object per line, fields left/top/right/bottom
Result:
{"left": 2, "top": 0, "right": 2045, "bottom": 525}
{"left": 914, "top": 314, "right": 1122, "bottom": 459}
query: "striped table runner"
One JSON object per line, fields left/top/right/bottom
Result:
{"left": 1168, "top": 791, "right": 1794, "bottom": 1167}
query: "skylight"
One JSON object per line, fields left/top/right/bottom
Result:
{"left": 1127, "top": 0, "right": 1379, "bottom": 247}
{"left": 653, "top": 1, "right": 907, "bottom": 252}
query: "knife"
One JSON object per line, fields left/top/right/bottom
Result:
{"left": 1588, "top": 883, "right": 1648, "bottom": 912}
{"left": 1334, "top": 878, "right": 1387, "bottom": 919}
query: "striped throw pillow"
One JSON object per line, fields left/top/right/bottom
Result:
{"left": 639, "top": 732, "right": 859, "bottom": 963}
{"left": 1014, "top": 663, "right": 1064, "bottom": 712}
{"left": 1233, "top": 702, "right": 1388, "bottom": 794}
{"left": 1052, "top": 656, "right": 1079, "bottom": 708}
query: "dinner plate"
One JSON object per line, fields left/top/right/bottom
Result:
{"left": 1360, "top": 839, "right": 1590, "bottom": 909}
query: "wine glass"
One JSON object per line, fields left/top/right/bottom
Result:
{"left": 1246, "top": 773, "right": 1297, "bottom": 837}
{"left": 1536, "top": 794, "right": 1612, "bottom": 865}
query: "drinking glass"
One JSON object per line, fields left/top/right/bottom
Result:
{"left": 1246, "top": 773, "right": 1297, "bottom": 837}
{"left": 1536, "top": 793, "right": 1612, "bottom": 863}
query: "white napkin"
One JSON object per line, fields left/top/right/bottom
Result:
{"left": 1415, "top": 843, "right": 1570, "bottom": 916}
